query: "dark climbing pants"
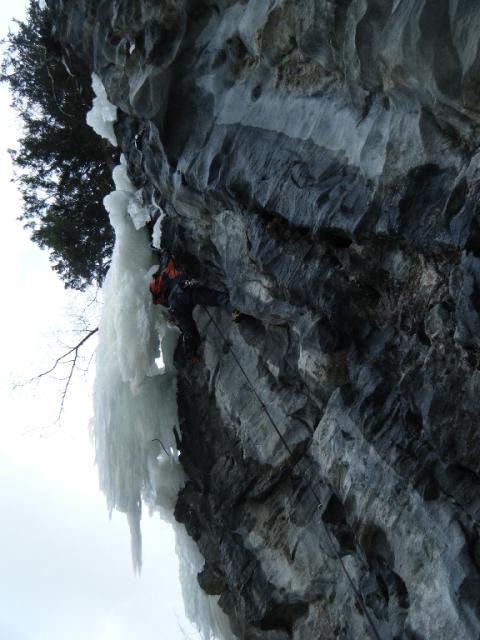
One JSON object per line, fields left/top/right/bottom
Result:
{"left": 168, "top": 284, "right": 231, "bottom": 356}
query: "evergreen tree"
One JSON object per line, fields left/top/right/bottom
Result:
{"left": 1, "top": 0, "right": 118, "bottom": 289}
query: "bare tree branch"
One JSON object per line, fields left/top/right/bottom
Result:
{"left": 14, "top": 326, "right": 98, "bottom": 422}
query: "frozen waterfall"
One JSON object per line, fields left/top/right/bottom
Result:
{"left": 87, "top": 75, "right": 234, "bottom": 640}
{"left": 92, "top": 154, "right": 182, "bottom": 570}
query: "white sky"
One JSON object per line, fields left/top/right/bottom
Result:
{"left": 0, "top": 2, "right": 200, "bottom": 639}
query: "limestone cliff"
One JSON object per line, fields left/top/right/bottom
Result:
{"left": 52, "top": 1, "right": 480, "bottom": 638}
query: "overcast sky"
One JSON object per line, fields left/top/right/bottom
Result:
{"left": 0, "top": 2, "right": 199, "bottom": 639}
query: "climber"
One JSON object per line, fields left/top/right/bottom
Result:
{"left": 149, "top": 249, "right": 241, "bottom": 361}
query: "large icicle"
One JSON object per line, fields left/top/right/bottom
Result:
{"left": 92, "top": 155, "right": 181, "bottom": 571}
{"left": 87, "top": 74, "right": 235, "bottom": 639}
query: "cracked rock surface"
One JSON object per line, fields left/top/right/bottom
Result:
{"left": 52, "top": 0, "right": 480, "bottom": 637}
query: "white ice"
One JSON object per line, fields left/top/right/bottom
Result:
{"left": 90, "top": 158, "right": 233, "bottom": 638}
{"left": 127, "top": 188, "right": 151, "bottom": 230}
{"left": 93, "top": 156, "right": 181, "bottom": 572}
{"left": 86, "top": 73, "right": 118, "bottom": 147}
{"left": 152, "top": 215, "right": 164, "bottom": 249}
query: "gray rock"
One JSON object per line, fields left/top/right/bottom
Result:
{"left": 51, "top": 0, "right": 480, "bottom": 637}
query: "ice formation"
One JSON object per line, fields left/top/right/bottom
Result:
{"left": 92, "top": 154, "right": 181, "bottom": 570}
{"left": 127, "top": 188, "right": 151, "bottom": 230}
{"left": 85, "top": 73, "right": 118, "bottom": 147}
{"left": 87, "top": 75, "right": 233, "bottom": 638}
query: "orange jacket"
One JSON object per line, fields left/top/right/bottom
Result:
{"left": 149, "top": 255, "right": 184, "bottom": 305}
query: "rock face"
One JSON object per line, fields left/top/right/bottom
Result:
{"left": 52, "top": 1, "right": 480, "bottom": 638}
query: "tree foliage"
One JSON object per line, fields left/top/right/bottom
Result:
{"left": 1, "top": 0, "right": 118, "bottom": 289}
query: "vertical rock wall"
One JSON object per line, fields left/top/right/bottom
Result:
{"left": 52, "top": 1, "right": 480, "bottom": 638}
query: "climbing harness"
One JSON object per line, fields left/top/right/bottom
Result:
{"left": 201, "top": 306, "right": 384, "bottom": 640}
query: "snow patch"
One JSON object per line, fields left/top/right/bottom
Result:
{"left": 86, "top": 73, "right": 118, "bottom": 146}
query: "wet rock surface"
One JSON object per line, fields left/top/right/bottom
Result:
{"left": 52, "top": 0, "right": 480, "bottom": 637}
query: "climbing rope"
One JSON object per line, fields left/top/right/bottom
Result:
{"left": 203, "top": 308, "right": 295, "bottom": 457}
{"left": 201, "top": 306, "right": 384, "bottom": 640}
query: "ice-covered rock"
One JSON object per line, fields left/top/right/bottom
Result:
{"left": 85, "top": 73, "right": 118, "bottom": 147}
{"left": 53, "top": 1, "right": 480, "bottom": 638}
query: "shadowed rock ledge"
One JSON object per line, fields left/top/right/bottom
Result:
{"left": 52, "top": 1, "right": 480, "bottom": 638}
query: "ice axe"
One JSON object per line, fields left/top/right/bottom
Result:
{"left": 151, "top": 437, "right": 170, "bottom": 457}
